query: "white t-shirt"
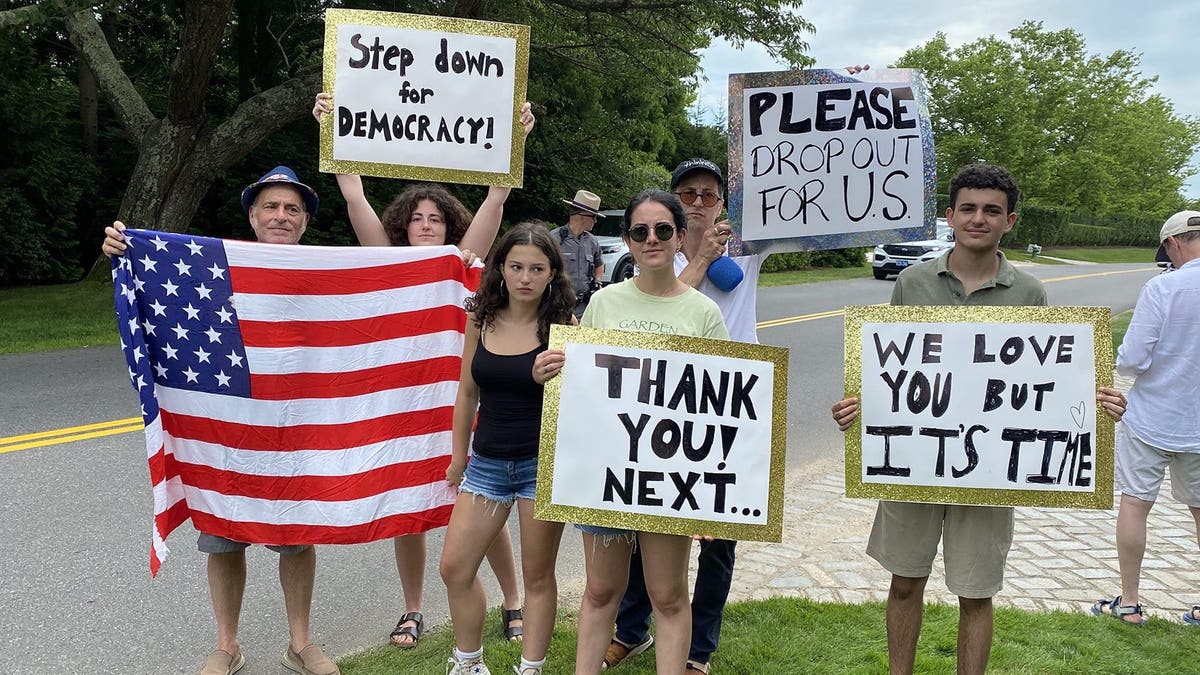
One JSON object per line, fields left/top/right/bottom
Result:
{"left": 674, "top": 251, "right": 761, "bottom": 344}
{"left": 1116, "top": 257, "right": 1200, "bottom": 453}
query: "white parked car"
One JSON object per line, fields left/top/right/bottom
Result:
{"left": 871, "top": 218, "right": 954, "bottom": 280}
{"left": 595, "top": 209, "right": 634, "bottom": 283}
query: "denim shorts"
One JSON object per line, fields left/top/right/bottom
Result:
{"left": 460, "top": 454, "right": 538, "bottom": 505}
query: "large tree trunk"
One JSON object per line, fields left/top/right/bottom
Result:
{"left": 66, "top": 1, "right": 319, "bottom": 280}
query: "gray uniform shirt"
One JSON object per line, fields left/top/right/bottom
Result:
{"left": 553, "top": 225, "right": 603, "bottom": 298}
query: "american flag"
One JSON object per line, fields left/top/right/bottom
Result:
{"left": 112, "top": 229, "right": 479, "bottom": 575}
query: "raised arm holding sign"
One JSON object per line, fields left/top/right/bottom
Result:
{"left": 311, "top": 11, "right": 538, "bottom": 647}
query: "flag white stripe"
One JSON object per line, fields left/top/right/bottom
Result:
{"left": 242, "top": 331, "right": 464, "bottom": 374}
{"left": 183, "top": 481, "right": 456, "bottom": 526}
{"left": 157, "top": 381, "right": 459, "bottom": 426}
{"left": 168, "top": 430, "right": 452, "bottom": 477}
{"left": 233, "top": 280, "right": 469, "bottom": 322}
{"left": 224, "top": 240, "right": 463, "bottom": 270}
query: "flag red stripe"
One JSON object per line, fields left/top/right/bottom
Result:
{"left": 190, "top": 504, "right": 454, "bottom": 544}
{"left": 148, "top": 444, "right": 167, "bottom": 485}
{"left": 155, "top": 498, "right": 191, "bottom": 539}
{"left": 230, "top": 256, "right": 464, "bottom": 295}
{"left": 159, "top": 407, "right": 453, "bottom": 451}
{"left": 248, "top": 355, "right": 462, "bottom": 400}
{"left": 238, "top": 305, "right": 466, "bottom": 348}
{"left": 172, "top": 456, "right": 450, "bottom": 502}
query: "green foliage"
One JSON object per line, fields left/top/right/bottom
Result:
{"left": 811, "top": 247, "right": 869, "bottom": 268}
{"left": 897, "top": 21, "right": 1200, "bottom": 222}
{"left": 760, "top": 251, "right": 814, "bottom": 272}
{"left": 0, "top": 23, "right": 98, "bottom": 285}
{"left": 1008, "top": 202, "right": 1071, "bottom": 246}
{"left": 0, "top": 0, "right": 815, "bottom": 285}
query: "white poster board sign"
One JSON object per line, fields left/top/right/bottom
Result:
{"left": 536, "top": 326, "right": 788, "bottom": 542}
{"left": 726, "top": 68, "right": 936, "bottom": 256}
{"left": 844, "top": 306, "right": 1115, "bottom": 509}
{"left": 320, "top": 9, "right": 529, "bottom": 186}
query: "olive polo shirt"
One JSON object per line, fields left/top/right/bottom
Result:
{"left": 891, "top": 250, "right": 1046, "bottom": 307}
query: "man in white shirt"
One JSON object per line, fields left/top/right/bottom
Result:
{"left": 1093, "top": 210, "right": 1200, "bottom": 626}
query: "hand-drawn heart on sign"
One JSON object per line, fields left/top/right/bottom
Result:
{"left": 1071, "top": 401, "right": 1087, "bottom": 429}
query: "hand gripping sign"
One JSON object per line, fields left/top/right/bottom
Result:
{"left": 320, "top": 9, "right": 530, "bottom": 186}
{"left": 843, "top": 305, "right": 1116, "bottom": 509}
{"left": 726, "top": 68, "right": 937, "bottom": 257}
{"left": 536, "top": 326, "right": 790, "bottom": 542}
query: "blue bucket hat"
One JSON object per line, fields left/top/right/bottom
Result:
{"left": 240, "top": 166, "right": 319, "bottom": 216}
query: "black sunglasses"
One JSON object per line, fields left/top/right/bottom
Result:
{"left": 626, "top": 222, "right": 677, "bottom": 243}
{"left": 674, "top": 190, "right": 722, "bottom": 207}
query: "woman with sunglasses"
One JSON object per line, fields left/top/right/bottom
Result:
{"left": 533, "top": 190, "right": 728, "bottom": 675}
{"left": 312, "top": 93, "right": 535, "bottom": 649}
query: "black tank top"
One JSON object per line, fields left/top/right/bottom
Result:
{"left": 470, "top": 335, "right": 547, "bottom": 461}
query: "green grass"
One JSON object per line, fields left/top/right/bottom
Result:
{"left": 0, "top": 281, "right": 118, "bottom": 354}
{"left": 337, "top": 598, "right": 1198, "bottom": 674}
{"left": 759, "top": 262, "right": 872, "bottom": 287}
{"left": 1111, "top": 309, "right": 1133, "bottom": 355}
{"left": 1013, "top": 247, "right": 1158, "bottom": 264}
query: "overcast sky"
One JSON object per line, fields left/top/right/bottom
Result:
{"left": 696, "top": 0, "right": 1200, "bottom": 198}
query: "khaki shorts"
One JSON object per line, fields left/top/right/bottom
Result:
{"left": 1116, "top": 424, "right": 1200, "bottom": 506}
{"left": 866, "top": 501, "right": 1013, "bottom": 599}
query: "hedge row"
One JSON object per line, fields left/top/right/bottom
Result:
{"left": 760, "top": 246, "right": 868, "bottom": 273}
{"left": 1006, "top": 203, "right": 1160, "bottom": 247}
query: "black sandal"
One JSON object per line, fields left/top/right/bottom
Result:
{"left": 501, "top": 607, "right": 524, "bottom": 642}
{"left": 390, "top": 611, "right": 424, "bottom": 648}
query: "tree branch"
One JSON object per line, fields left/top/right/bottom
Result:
{"left": 203, "top": 69, "right": 321, "bottom": 169}
{"left": 167, "top": 0, "right": 233, "bottom": 124}
{"left": 0, "top": 0, "right": 90, "bottom": 30}
{"left": 63, "top": 8, "right": 155, "bottom": 144}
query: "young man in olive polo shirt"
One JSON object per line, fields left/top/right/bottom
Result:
{"left": 830, "top": 163, "right": 1127, "bottom": 674}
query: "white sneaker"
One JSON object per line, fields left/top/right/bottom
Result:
{"left": 446, "top": 655, "right": 491, "bottom": 675}
{"left": 513, "top": 667, "right": 542, "bottom": 675}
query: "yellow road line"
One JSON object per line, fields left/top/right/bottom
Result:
{"left": 3, "top": 267, "right": 1155, "bottom": 454}
{"left": 1040, "top": 267, "right": 1152, "bottom": 284}
{"left": 0, "top": 423, "right": 144, "bottom": 454}
{"left": 755, "top": 266, "right": 1153, "bottom": 331}
{"left": 0, "top": 416, "right": 142, "bottom": 444}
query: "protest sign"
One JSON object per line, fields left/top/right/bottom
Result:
{"left": 320, "top": 9, "right": 529, "bottom": 186}
{"left": 535, "top": 326, "right": 789, "bottom": 542}
{"left": 843, "top": 305, "right": 1115, "bottom": 509}
{"left": 726, "top": 68, "right": 936, "bottom": 256}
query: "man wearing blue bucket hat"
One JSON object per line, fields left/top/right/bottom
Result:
{"left": 103, "top": 166, "right": 338, "bottom": 675}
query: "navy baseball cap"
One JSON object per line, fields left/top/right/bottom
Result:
{"left": 670, "top": 158, "right": 725, "bottom": 193}
{"left": 240, "top": 166, "right": 319, "bottom": 216}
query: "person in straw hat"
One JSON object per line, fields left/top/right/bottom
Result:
{"left": 551, "top": 189, "right": 607, "bottom": 317}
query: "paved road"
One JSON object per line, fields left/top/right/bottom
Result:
{"left": 0, "top": 263, "right": 1159, "bottom": 674}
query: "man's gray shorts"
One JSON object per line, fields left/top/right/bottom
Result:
{"left": 197, "top": 533, "right": 311, "bottom": 555}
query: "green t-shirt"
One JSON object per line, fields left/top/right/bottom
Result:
{"left": 891, "top": 250, "right": 1046, "bottom": 307}
{"left": 581, "top": 279, "right": 730, "bottom": 340}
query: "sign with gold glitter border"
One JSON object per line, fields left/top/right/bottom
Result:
{"left": 534, "top": 326, "right": 789, "bottom": 542}
{"left": 843, "top": 305, "right": 1115, "bottom": 509}
{"left": 725, "top": 68, "right": 936, "bottom": 257}
{"left": 320, "top": 9, "right": 529, "bottom": 186}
